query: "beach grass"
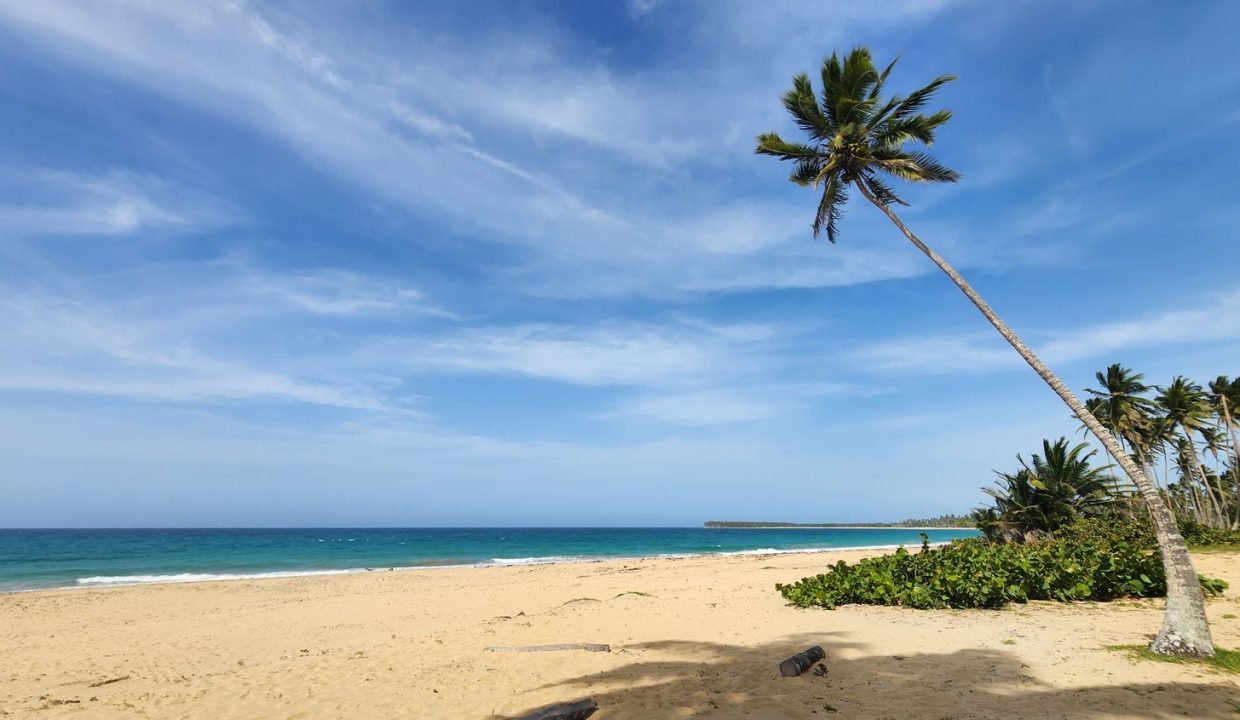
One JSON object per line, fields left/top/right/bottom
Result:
{"left": 1191, "top": 544, "right": 1240, "bottom": 555}
{"left": 1106, "top": 644, "right": 1240, "bottom": 674}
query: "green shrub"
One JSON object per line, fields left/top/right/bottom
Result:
{"left": 777, "top": 534, "right": 1227, "bottom": 610}
{"left": 1052, "top": 515, "right": 1156, "bottom": 548}
{"left": 1047, "top": 514, "right": 1240, "bottom": 549}
{"left": 1178, "top": 518, "right": 1240, "bottom": 546}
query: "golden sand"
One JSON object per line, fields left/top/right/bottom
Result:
{"left": 3, "top": 549, "right": 1239, "bottom": 718}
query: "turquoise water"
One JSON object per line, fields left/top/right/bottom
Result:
{"left": 0, "top": 527, "right": 978, "bottom": 592}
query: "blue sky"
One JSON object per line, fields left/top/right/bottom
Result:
{"left": 1, "top": 0, "right": 1238, "bottom": 527}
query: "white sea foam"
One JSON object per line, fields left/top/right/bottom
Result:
{"left": 45, "top": 542, "right": 957, "bottom": 592}
{"left": 490, "top": 556, "right": 589, "bottom": 566}
{"left": 75, "top": 568, "right": 368, "bottom": 587}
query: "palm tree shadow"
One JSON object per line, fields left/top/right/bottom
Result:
{"left": 509, "top": 633, "right": 1238, "bottom": 719}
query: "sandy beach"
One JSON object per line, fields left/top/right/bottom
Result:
{"left": 3, "top": 548, "right": 1240, "bottom": 719}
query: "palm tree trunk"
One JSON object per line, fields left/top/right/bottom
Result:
{"left": 1184, "top": 433, "right": 1226, "bottom": 528}
{"left": 1222, "top": 397, "right": 1240, "bottom": 471}
{"left": 1220, "top": 398, "right": 1240, "bottom": 526}
{"left": 855, "top": 182, "right": 1215, "bottom": 657}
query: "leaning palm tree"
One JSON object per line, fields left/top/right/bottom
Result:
{"left": 755, "top": 47, "right": 1213, "bottom": 656}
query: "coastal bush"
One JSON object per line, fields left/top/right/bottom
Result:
{"left": 1025, "top": 513, "right": 1239, "bottom": 550}
{"left": 776, "top": 535, "right": 1227, "bottom": 610}
{"left": 1052, "top": 515, "right": 1156, "bottom": 548}
{"left": 971, "top": 438, "right": 1119, "bottom": 543}
{"left": 1178, "top": 518, "right": 1240, "bottom": 546}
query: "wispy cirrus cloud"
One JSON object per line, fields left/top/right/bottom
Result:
{"left": 0, "top": 168, "right": 232, "bottom": 238}
{"left": 604, "top": 382, "right": 857, "bottom": 426}
{"left": 222, "top": 261, "right": 455, "bottom": 320}
{"left": 0, "top": 0, "right": 987, "bottom": 299}
{"left": 0, "top": 290, "right": 392, "bottom": 409}
{"left": 360, "top": 319, "right": 781, "bottom": 388}
{"left": 0, "top": 251, "right": 458, "bottom": 410}
{"left": 853, "top": 287, "right": 1240, "bottom": 375}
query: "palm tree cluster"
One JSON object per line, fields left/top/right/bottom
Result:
{"left": 1084, "top": 365, "right": 1240, "bottom": 529}
{"left": 972, "top": 438, "right": 1119, "bottom": 543}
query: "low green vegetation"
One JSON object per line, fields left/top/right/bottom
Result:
{"left": 777, "top": 531, "right": 1227, "bottom": 610}
{"left": 1180, "top": 519, "right": 1240, "bottom": 547}
{"left": 1106, "top": 644, "right": 1240, "bottom": 674}
{"left": 778, "top": 412, "right": 1240, "bottom": 612}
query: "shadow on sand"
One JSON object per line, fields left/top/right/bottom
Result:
{"left": 507, "top": 632, "right": 1239, "bottom": 719}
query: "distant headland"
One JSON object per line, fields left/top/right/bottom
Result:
{"left": 704, "top": 515, "right": 975, "bottom": 529}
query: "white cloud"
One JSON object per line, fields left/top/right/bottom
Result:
{"left": 0, "top": 0, "right": 985, "bottom": 300}
{"left": 606, "top": 382, "right": 854, "bottom": 426}
{"left": 610, "top": 389, "right": 780, "bottom": 425}
{"left": 389, "top": 102, "right": 473, "bottom": 142}
{"left": 223, "top": 261, "right": 453, "bottom": 319}
{"left": 367, "top": 320, "right": 775, "bottom": 387}
{"left": 853, "top": 287, "right": 1240, "bottom": 374}
{"left": 0, "top": 169, "right": 231, "bottom": 237}
{"left": 0, "top": 288, "right": 400, "bottom": 409}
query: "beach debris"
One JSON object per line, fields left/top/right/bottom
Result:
{"left": 779, "top": 645, "right": 825, "bottom": 677}
{"left": 485, "top": 643, "right": 610, "bottom": 653}
{"left": 88, "top": 675, "right": 130, "bottom": 688}
{"left": 514, "top": 697, "right": 598, "bottom": 720}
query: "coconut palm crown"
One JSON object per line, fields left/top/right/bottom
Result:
{"left": 755, "top": 47, "right": 959, "bottom": 241}
{"left": 1084, "top": 363, "right": 1159, "bottom": 463}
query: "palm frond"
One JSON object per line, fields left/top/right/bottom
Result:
{"left": 890, "top": 74, "right": 957, "bottom": 122}
{"left": 835, "top": 95, "right": 880, "bottom": 126}
{"left": 812, "top": 172, "right": 847, "bottom": 242}
{"left": 839, "top": 46, "right": 878, "bottom": 102}
{"left": 860, "top": 172, "right": 908, "bottom": 206}
{"left": 874, "top": 110, "right": 953, "bottom": 147}
{"left": 789, "top": 157, "right": 826, "bottom": 186}
{"left": 875, "top": 150, "right": 960, "bottom": 183}
{"left": 869, "top": 54, "right": 900, "bottom": 100}
{"left": 865, "top": 94, "right": 904, "bottom": 131}
{"left": 819, "top": 53, "right": 844, "bottom": 126}
{"left": 781, "top": 74, "right": 833, "bottom": 141}
{"left": 754, "top": 132, "right": 818, "bottom": 160}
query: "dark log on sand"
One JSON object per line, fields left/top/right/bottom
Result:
{"left": 779, "top": 645, "right": 825, "bottom": 677}
{"left": 485, "top": 643, "right": 610, "bottom": 653}
{"left": 515, "top": 698, "right": 598, "bottom": 720}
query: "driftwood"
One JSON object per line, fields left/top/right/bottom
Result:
{"left": 779, "top": 645, "right": 825, "bottom": 677}
{"left": 88, "top": 676, "right": 130, "bottom": 688}
{"left": 485, "top": 643, "right": 610, "bottom": 653}
{"left": 515, "top": 698, "right": 598, "bottom": 720}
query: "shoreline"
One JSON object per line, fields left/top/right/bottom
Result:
{"left": 2, "top": 541, "right": 961, "bottom": 595}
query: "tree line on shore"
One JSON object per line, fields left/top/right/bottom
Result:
{"left": 972, "top": 366, "right": 1240, "bottom": 542}
{"left": 704, "top": 515, "right": 973, "bottom": 529}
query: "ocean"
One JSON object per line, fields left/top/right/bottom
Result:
{"left": 0, "top": 527, "right": 979, "bottom": 592}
